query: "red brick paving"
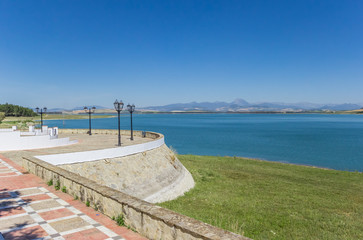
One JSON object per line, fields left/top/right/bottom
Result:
{"left": 38, "top": 208, "right": 75, "bottom": 221}
{"left": 21, "top": 193, "right": 51, "bottom": 202}
{"left": 0, "top": 192, "right": 11, "bottom": 199}
{"left": 0, "top": 153, "right": 148, "bottom": 240}
{"left": 0, "top": 155, "right": 27, "bottom": 173}
{"left": 0, "top": 174, "right": 42, "bottom": 190}
{"left": 63, "top": 227, "right": 109, "bottom": 240}
{"left": 0, "top": 172, "right": 17, "bottom": 176}
{"left": 2, "top": 225, "right": 48, "bottom": 240}
{"left": 0, "top": 206, "right": 26, "bottom": 218}
{"left": 62, "top": 195, "right": 147, "bottom": 239}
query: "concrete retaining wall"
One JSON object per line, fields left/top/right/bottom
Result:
{"left": 22, "top": 156, "right": 250, "bottom": 240}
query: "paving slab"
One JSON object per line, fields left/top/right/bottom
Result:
{"left": 0, "top": 154, "right": 148, "bottom": 240}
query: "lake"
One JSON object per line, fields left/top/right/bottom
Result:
{"left": 44, "top": 113, "right": 363, "bottom": 172}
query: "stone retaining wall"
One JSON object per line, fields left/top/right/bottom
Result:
{"left": 57, "top": 144, "right": 194, "bottom": 203}
{"left": 22, "top": 155, "right": 250, "bottom": 240}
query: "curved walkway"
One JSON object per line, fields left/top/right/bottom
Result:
{"left": 36, "top": 137, "right": 165, "bottom": 165}
{"left": 0, "top": 154, "right": 148, "bottom": 240}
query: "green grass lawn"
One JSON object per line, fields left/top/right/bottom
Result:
{"left": 0, "top": 117, "right": 34, "bottom": 129}
{"left": 159, "top": 155, "right": 363, "bottom": 240}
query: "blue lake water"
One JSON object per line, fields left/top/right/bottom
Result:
{"left": 44, "top": 114, "right": 363, "bottom": 172}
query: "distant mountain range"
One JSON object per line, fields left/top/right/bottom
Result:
{"left": 141, "top": 99, "right": 363, "bottom": 112}
{"left": 46, "top": 99, "right": 362, "bottom": 113}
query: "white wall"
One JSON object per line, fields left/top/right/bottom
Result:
{"left": 0, "top": 129, "right": 13, "bottom": 132}
{"left": 0, "top": 131, "right": 77, "bottom": 151}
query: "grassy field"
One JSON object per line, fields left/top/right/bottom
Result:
{"left": 159, "top": 155, "right": 363, "bottom": 240}
{"left": 0, "top": 116, "right": 34, "bottom": 129}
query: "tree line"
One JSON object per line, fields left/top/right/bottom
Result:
{"left": 0, "top": 103, "right": 37, "bottom": 117}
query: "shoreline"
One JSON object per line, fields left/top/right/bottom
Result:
{"left": 39, "top": 115, "right": 117, "bottom": 121}
{"left": 82, "top": 111, "right": 363, "bottom": 115}
{"left": 179, "top": 153, "right": 363, "bottom": 173}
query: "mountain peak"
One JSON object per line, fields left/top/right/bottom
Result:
{"left": 231, "top": 98, "right": 249, "bottom": 106}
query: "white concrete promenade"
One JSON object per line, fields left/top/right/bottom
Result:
{"left": 36, "top": 137, "right": 165, "bottom": 165}
{"left": 0, "top": 129, "right": 77, "bottom": 151}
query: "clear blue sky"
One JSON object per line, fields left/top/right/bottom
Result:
{"left": 0, "top": 0, "right": 362, "bottom": 109}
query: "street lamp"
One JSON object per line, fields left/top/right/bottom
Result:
{"left": 36, "top": 107, "right": 47, "bottom": 132}
{"left": 114, "top": 100, "right": 124, "bottom": 146}
{"left": 84, "top": 106, "right": 96, "bottom": 135}
{"left": 127, "top": 104, "right": 135, "bottom": 140}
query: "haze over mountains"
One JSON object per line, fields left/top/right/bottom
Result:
{"left": 47, "top": 99, "right": 362, "bottom": 113}
{"left": 141, "top": 99, "right": 362, "bottom": 112}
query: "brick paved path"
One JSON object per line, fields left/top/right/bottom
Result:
{"left": 0, "top": 154, "right": 148, "bottom": 240}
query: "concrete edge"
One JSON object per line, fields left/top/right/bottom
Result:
{"left": 58, "top": 129, "right": 163, "bottom": 140}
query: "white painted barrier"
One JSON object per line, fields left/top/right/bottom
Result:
{"left": 36, "top": 137, "right": 165, "bottom": 165}
{"left": 0, "top": 130, "right": 77, "bottom": 151}
{"left": 29, "top": 126, "right": 35, "bottom": 132}
{"left": 0, "top": 129, "right": 12, "bottom": 132}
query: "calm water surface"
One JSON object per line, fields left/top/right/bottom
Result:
{"left": 44, "top": 114, "right": 363, "bottom": 171}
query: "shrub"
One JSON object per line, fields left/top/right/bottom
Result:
{"left": 54, "top": 181, "right": 60, "bottom": 190}
{"left": 47, "top": 179, "right": 53, "bottom": 186}
{"left": 0, "top": 112, "right": 5, "bottom": 123}
{"left": 0, "top": 103, "right": 37, "bottom": 117}
{"left": 116, "top": 214, "right": 125, "bottom": 226}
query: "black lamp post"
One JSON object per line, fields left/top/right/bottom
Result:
{"left": 35, "top": 107, "right": 47, "bottom": 132}
{"left": 127, "top": 104, "right": 135, "bottom": 140}
{"left": 114, "top": 100, "right": 124, "bottom": 146}
{"left": 84, "top": 106, "right": 96, "bottom": 135}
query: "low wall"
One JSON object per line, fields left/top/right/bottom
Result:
{"left": 59, "top": 128, "right": 161, "bottom": 139}
{"left": 22, "top": 156, "right": 250, "bottom": 240}
{"left": 36, "top": 137, "right": 165, "bottom": 165}
{"left": 0, "top": 131, "right": 77, "bottom": 151}
{"left": 0, "top": 128, "right": 12, "bottom": 132}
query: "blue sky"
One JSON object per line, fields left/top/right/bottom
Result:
{"left": 0, "top": 0, "right": 362, "bottom": 109}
